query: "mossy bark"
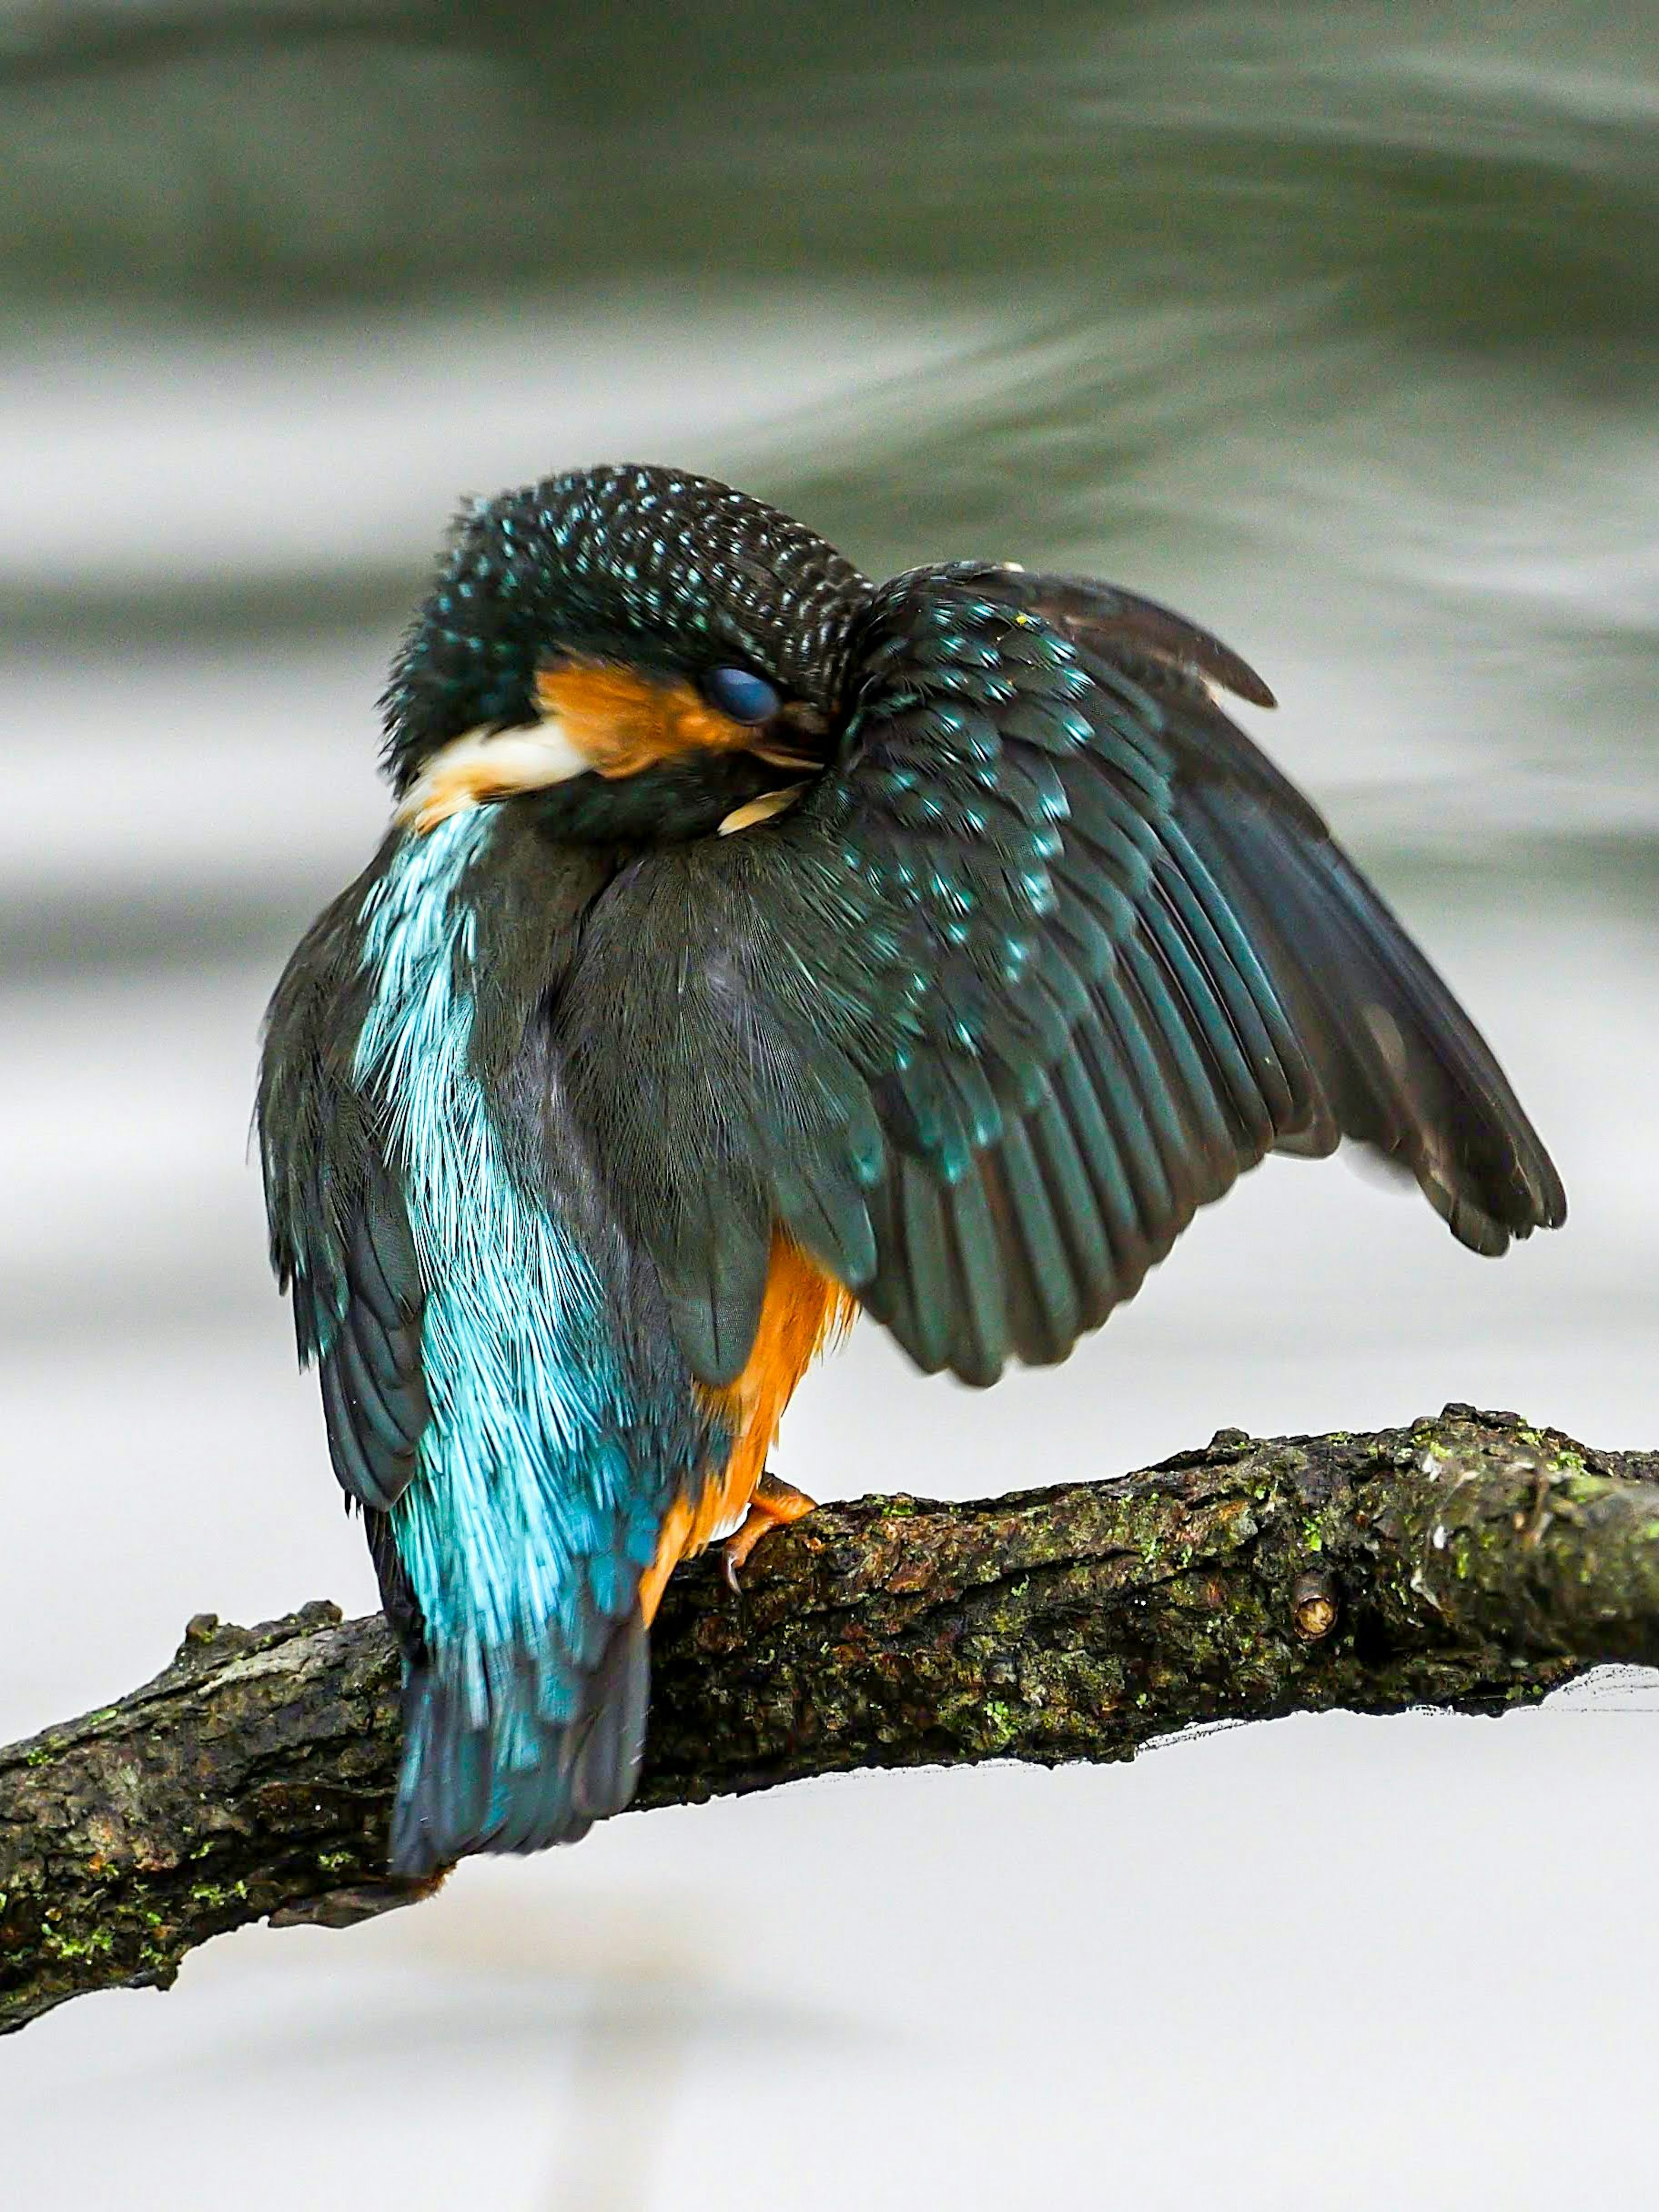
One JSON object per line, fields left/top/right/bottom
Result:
{"left": 5, "top": 1407, "right": 1657, "bottom": 2035}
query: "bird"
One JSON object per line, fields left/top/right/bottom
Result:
{"left": 257, "top": 462, "right": 1566, "bottom": 1877}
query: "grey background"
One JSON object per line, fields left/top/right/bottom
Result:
{"left": 3, "top": 3, "right": 1657, "bottom": 2202}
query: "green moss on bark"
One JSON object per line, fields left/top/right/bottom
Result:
{"left": 4, "top": 1409, "right": 1658, "bottom": 2037}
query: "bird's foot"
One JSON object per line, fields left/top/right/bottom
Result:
{"left": 721, "top": 1473, "right": 819, "bottom": 1593}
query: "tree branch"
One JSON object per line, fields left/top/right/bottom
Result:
{"left": 6, "top": 1405, "right": 1657, "bottom": 2036}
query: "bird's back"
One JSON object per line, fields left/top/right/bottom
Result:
{"left": 261, "top": 810, "right": 723, "bottom": 1868}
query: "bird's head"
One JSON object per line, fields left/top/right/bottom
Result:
{"left": 381, "top": 464, "right": 871, "bottom": 843}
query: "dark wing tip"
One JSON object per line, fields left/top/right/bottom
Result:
{"left": 984, "top": 567, "right": 1278, "bottom": 710}
{"left": 1230, "top": 662, "right": 1279, "bottom": 712}
{"left": 1175, "top": 781, "right": 1567, "bottom": 1266}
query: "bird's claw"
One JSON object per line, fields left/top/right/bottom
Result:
{"left": 719, "top": 1473, "right": 819, "bottom": 1596}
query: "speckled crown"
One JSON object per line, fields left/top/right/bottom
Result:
{"left": 381, "top": 464, "right": 873, "bottom": 788}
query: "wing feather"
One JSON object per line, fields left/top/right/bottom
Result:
{"left": 555, "top": 562, "right": 1564, "bottom": 1388}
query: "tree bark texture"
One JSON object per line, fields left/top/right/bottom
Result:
{"left": 5, "top": 1405, "right": 1657, "bottom": 2037}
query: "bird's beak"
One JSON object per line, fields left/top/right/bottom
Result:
{"left": 750, "top": 702, "right": 832, "bottom": 773}
{"left": 750, "top": 742, "right": 821, "bottom": 770}
{"left": 718, "top": 782, "right": 808, "bottom": 836}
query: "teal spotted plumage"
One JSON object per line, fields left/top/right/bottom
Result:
{"left": 258, "top": 463, "right": 1566, "bottom": 1874}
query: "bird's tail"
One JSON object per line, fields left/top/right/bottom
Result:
{"left": 388, "top": 1614, "right": 649, "bottom": 1877}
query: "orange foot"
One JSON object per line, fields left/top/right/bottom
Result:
{"left": 722, "top": 1473, "right": 819, "bottom": 1593}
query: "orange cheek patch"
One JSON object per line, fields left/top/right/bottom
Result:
{"left": 534, "top": 659, "right": 753, "bottom": 778}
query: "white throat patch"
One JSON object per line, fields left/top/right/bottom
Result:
{"left": 397, "top": 719, "right": 590, "bottom": 834}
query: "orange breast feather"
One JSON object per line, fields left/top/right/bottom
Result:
{"left": 637, "top": 1235, "right": 855, "bottom": 1623}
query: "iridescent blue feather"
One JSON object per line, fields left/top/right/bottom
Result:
{"left": 353, "top": 814, "right": 664, "bottom": 1868}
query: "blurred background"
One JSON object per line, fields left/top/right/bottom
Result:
{"left": 4, "top": 0, "right": 1658, "bottom": 2201}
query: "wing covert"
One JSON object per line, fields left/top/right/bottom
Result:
{"left": 554, "top": 564, "right": 1564, "bottom": 1389}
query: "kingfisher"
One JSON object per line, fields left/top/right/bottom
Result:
{"left": 257, "top": 463, "right": 1565, "bottom": 1876}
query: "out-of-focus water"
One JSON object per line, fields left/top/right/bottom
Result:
{"left": 4, "top": 4, "right": 1658, "bottom": 2203}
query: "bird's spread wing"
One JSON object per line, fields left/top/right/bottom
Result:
{"left": 554, "top": 563, "right": 1565, "bottom": 1388}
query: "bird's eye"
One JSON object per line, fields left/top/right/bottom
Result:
{"left": 704, "top": 667, "right": 780, "bottom": 724}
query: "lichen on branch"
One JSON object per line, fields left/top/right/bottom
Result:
{"left": 4, "top": 1407, "right": 1656, "bottom": 2036}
